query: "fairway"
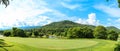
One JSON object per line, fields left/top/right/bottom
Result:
{"left": 0, "top": 37, "right": 117, "bottom": 51}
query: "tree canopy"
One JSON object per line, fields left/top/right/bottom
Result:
{"left": 93, "top": 25, "right": 107, "bottom": 39}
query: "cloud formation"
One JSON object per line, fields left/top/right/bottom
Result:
{"left": 61, "top": 2, "right": 80, "bottom": 10}
{"left": 94, "top": 4, "right": 120, "bottom": 18}
{"left": 76, "top": 13, "right": 99, "bottom": 25}
{"left": 0, "top": 0, "right": 79, "bottom": 28}
{"left": 0, "top": 0, "right": 52, "bottom": 27}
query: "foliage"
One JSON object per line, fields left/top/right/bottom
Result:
{"left": 93, "top": 25, "right": 107, "bottom": 39}
{"left": 11, "top": 27, "right": 26, "bottom": 37}
{"left": 3, "top": 30, "right": 11, "bottom": 37}
{"left": 67, "top": 27, "right": 94, "bottom": 38}
{"left": 39, "top": 20, "right": 95, "bottom": 37}
{"left": 39, "top": 33, "right": 44, "bottom": 38}
{"left": 107, "top": 30, "right": 118, "bottom": 41}
{"left": 26, "top": 32, "right": 32, "bottom": 37}
{"left": 114, "top": 43, "right": 120, "bottom": 51}
{"left": 11, "top": 27, "right": 17, "bottom": 36}
{"left": 106, "top": 26, "right": 120, "bottom": 33}
{"left": 0, "top": 20, "right": 119, "bottom": 41}
{"left": 33, "top": 30, "right": 39, "bottom": 37}
{"left": 16, "top": 29, "right": 26, "bottom": 37}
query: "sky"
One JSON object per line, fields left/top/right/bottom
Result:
{"left": 0, "top": 0, "right": 120, "bottom": 29}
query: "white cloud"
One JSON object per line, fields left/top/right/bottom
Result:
{"left": 61, "top": 2, "right": 80, "bottom": 10}
{"left": 0, "top": 0, "right": 53, "bottom": 28}
{"left": 94, "top": 4, "right": 120, "bottom": 17}
{"left": 0, "top": 0, "right": 80, "bottom": 28}
{"left": 76, "top": 13, "right": 99, "bottom": 25}
{"left": 94, "top": 4, "right": 120, "bottom": 28}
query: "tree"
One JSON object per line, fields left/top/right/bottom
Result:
{"left": 0, "top": 0, "right": 9, "bottom": 7}
{"left": 11, "top": 27, "right": 17, "bottom": 36}
{"left": 93, "top": 25, "right": 107, "bottom": 39}
{"left": 11, "top": 27, "right": 26, "bottom": 37}
{"left": 16, "top": 29, "right": 26, "bottom": 37}
{"left": 107, "top": 30, "right": 118, "bottom": 41}
{"left": 3, "top": 30, "right": 11, "bottom": 37}
{"left": 39, "top": 33, "right": 44, "bottom": 38}
{"left": 67, "top": 27, "right": 94, "bottom": 38}
{"left": 26, "top": 32, "right": 32, "bottom": 37}
{"left": 33, "top": 31, "right": 39, "bottom": 37}
{"left": 82, "top": 27, "right": 94, "bottom": 38}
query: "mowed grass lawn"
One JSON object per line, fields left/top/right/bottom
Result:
{"left": 0, "top": 37, "right": 117, "bottom": 51}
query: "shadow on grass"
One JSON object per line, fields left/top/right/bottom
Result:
{"left": 0, "top": 39, "right": 14, "bottom": 51}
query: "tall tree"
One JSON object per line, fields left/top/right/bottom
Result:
{"left": 107, "top": 30, "right": 118, "bottom": 41}
{"left": 16, "top": 29, "right": 26, "bottom": 37}
{"left": 12, "top": 27, "right": 17, "bottom": 36}
{"left": 93, "top": 26, "right": 107, "bottom": 39}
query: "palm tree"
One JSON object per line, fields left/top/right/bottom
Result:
{"left": 0, "top": 0, "right": 9, "bottom": 7}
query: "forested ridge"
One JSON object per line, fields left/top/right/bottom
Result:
{"left": 0, "top": 20, "right": 119, "bottom": 41}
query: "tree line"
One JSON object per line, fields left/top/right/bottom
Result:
{"left": 2, "top": 27, "right": 40, "bottom": 37}
{"left": 67, "top": 25, "right": 118, "bottom": 41}
{"left": 2, "top": 25, "right": 119, "bottom": 41}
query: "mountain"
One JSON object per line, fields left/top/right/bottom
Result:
{"left": 0, "top": 26, "right": 41, "bottom": 30}
{"left": 19, "top": 26, "right": 41, "bottom": 30}
{"left": 106, "top": 26, "right": 120, "bottom": 33}
{"left": 38, "top": 20, "right": 95, "bottom": 36}
{"left": 41, "top": 20, "right": 120, "bottom": 33}
{"left": 41, "top": 20, "right": 95, "bottom": 29}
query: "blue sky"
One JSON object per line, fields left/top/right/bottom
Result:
{"left": 0, "top": 0, "right": 120, "bottom": 28}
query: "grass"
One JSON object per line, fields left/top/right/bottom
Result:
{"left": 0, "top": 37, "right": 117, "bottom": 51}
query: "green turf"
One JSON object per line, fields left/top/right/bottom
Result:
{"left": 0, "top": 37, "right": 117, "bottom": 51}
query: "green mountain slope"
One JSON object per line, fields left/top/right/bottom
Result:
{"left": 38, "top": 20, "right": 95, "bottom": 36}
{"left": 42, "top": 20, "right": 95, "bottom": 29}
{"left": 106, "top": 26, "right": 120, "bottom": 33}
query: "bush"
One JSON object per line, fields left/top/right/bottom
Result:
{"left": 3, "top": 30, "right": 11, "bottom": 37}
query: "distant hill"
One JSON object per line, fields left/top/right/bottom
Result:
{"left": 41, "top": 20, "right": 95, "bottom": 29}
{"left": 0, "top": 26, "right": 41, "bottom": 31}
{"left": 39, "top": 20, "right": 95, "bottom": 36}
{"left": 106, "top": 26, "right": 120, "bottom": 33}
{"left": 19, "top": 26, "right": 41, "bottom": 30}
{"left": 40, "top": 20, "right": 120, "bottom": 33}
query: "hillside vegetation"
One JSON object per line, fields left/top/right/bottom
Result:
{"left": 0, "top": 20, "right": 119, "bottom": 51}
